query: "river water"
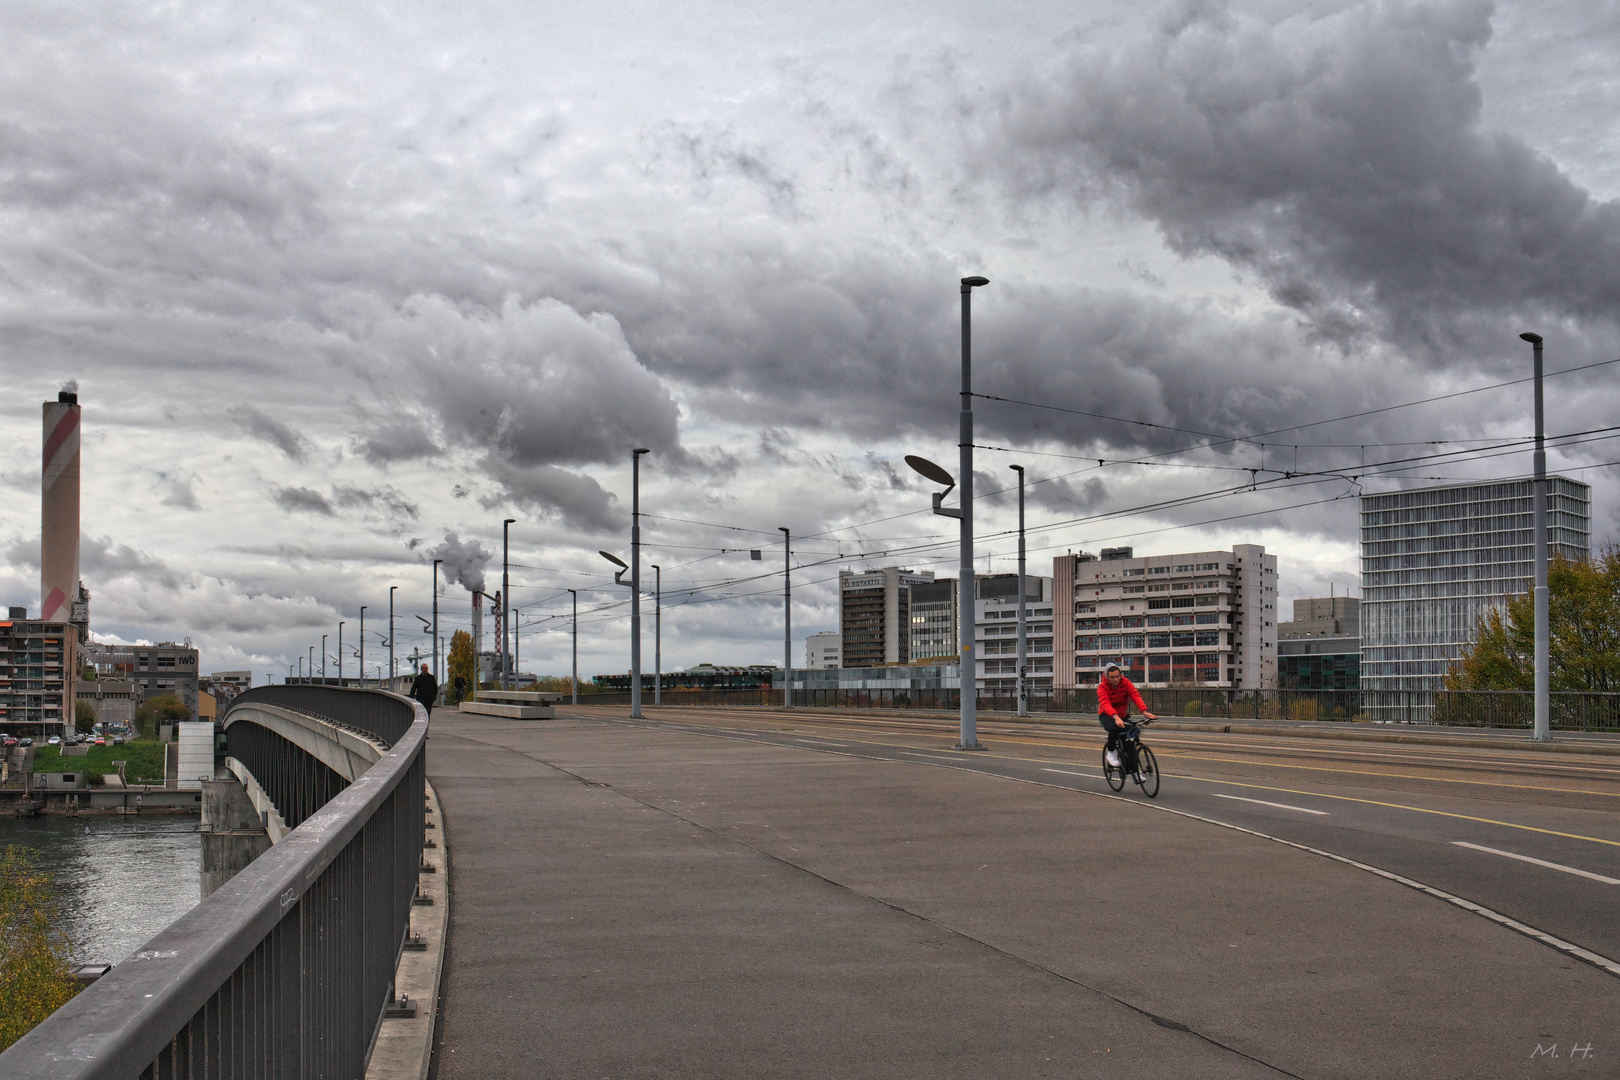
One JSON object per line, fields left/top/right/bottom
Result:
{"left": 0, "top": 813, "right": 201, "bottom": 966}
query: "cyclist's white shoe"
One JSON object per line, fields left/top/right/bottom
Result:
{"left": 1105, "top": 750, "right": 1121, "bottom": 768}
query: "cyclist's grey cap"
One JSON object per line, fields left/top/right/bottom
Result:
{"left": 1105, "top": 663, "right": 1120, "bottom": 672}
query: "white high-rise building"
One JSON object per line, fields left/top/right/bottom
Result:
{"left": 1054, "top": 545, "right": 1279, "bottom": 689}
{"left": 804, "top": 632, "right": 841, "bottom": 670}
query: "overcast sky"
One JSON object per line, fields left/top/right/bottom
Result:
{"left": 3, "top": 0, "right": 1619, "bottom": 684}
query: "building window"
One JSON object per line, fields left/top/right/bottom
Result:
{"left": 1147, "top": 599, "right": 1171, "bottom": 610}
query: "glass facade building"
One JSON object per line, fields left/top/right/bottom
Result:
{"left": 1360, "top": 478, "right": 1589, "bottom": 707}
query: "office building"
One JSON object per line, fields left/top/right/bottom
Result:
{"left": 0, "top": 607, "right": 77, "bottom": 734}
{"left": 907, "top": 578, "right": 959, "bottom": 662}
{"left": 1278, "top": 596, "right": 1360, "bottom": 639}
{"left": 805, "top": 632, "right": 841, "bottom": 670}
{"left": 1054, "top": 544, "right": 1279, "bottom": 689}
{"left": 975, "top": 573, "right": 1054, "bottom": 695}
{"left": 839, "top": 567, "right": 934, "bottom": 667}
{"left": 1360, "top": 478, "right": 1589, "bottom": 704}
{"left": 74, "top": 678, "right": 137, "bottom": 728}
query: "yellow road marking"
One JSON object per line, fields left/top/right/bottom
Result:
{"left": 1169, "top": 775, "right": 1620, "bottom": 848}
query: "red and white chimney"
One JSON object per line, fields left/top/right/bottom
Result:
{"left": 42, "top": 390, "right": 81, "bottom": 625}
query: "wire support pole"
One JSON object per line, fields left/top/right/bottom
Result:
{"left": 780, "top": 527, "right": 792, "bottom": 708}
{"left": 1522, "top": 332, "right": 1551, "bottom": 742}
{"left": 1012, "top": 464, "right": 1027, "bottom": 718}
{"left": 631, "top": 448, "right": 649, "bottom": 719}
{"left": 959, "top": 276, "right": 989, "bottom": 750}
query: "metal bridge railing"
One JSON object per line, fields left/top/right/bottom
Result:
{"left": 0, "top": 686, "right": 428, "bottom": 1080}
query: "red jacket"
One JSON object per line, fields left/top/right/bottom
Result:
{"left": 1097, "top": 676, "right": 1148, "bottom": 719}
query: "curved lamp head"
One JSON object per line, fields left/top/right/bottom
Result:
{"left": 1009, "top": 464, "right": 1024, "bottom": 477}
{"left": 1519, "top": 332, "right": 1543, "bottom": 345}
{"left": 599, "top": 551, "right": 628, "bottom": 569}
{"left": 906, "top": 455, "right": 956, "bottom": 489}
{"left": 961, "top": 276, "right": 989, "bottom": 288}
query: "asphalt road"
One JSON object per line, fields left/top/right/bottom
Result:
{"left": 428, "top": 707, "right": 1620, "bottom": 1079}
{"left": 589, "top": 706, "right": 1620, "bottom": 970}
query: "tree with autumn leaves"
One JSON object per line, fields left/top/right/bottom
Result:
{"left": 0, "top": 847, "right": 80, "bottom": 1051}
{"left": 1447, "top": 549, "right": 1620, "bottom": 693}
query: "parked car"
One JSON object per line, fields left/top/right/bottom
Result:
{"left": 47, "top": 735, "right": 61, "bottom": 745}
{"left": 93, "top": 736, "right": 106, "bottom": 747}
{"left": 111, "top": 735, "right": 124, "bottom": 746}
{"left": 19, "top": 737, "right": 34, "bottom": 747}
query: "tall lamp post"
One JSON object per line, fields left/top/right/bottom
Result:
{"left": 602, "top": 550, "right": 636, "bottom": 713}
{"left": 631, "top": 448, "right": 650, "bottom": 719}
{"left": 297, "top": 656, "right": 303, "bottom": 681}
{"left": 650, "top": 564, "right": 662, "bottom": 706}
{"left": 308, "top": 646, "right": 314, "bottom": 681}
{"left": 957, "top": 275, "right": 989, "bottom": 748}
{"left": 1521, "top": 332, "right": 1550, "bottom": 742}
{"left": 432, "top": 559, "right": 443, "bottom": 684}
{"left": 358, "top": 606, "right": 367, "bottom": 688}
{"left": 779, "top": 527, "right": 792, "bottom": 708}
{"left": 388, "top": 585, "right": 397, "bottom": 687}
{"left": 321, "top": 635, "right": 328, "bottom": 680}
{"left": 566, "top": 588, "right": 579, "bottom": 705}
{"left": 502, "top": 518, "right": 516, "bottom": 689}
{"left": 1011, "top": 464, "right": 1027, "bottom": 718}
{"left": 337, "top": 621, "right": 345, "bottom": 685}
{"left": 513, "top": 606, "right": 520, "bottom": 686}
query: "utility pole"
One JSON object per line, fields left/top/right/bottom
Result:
{"left": 308, "top": 646, "right": 314, "bottom": 681}
{"left": 359, "top": 606, "right": 366, "bottom": 688}
{"left": 651, "top": 565, "right": 662, "bottom": 706}
{"left": 321, "top": 634, "right": 327, "bottom": 680}
{"left": 1011, "top": 464, "right": 1027, "bottom": 718}
{"left": 567, "top": 588, "right": 578, "bottom": 705}
{"left": 432, "top": 559, "right": 443, "bottom": 685}
{"left": 631, "top": 448, "right": 649, "bottom": 719}
{"left": 958, "top": 275, "right": 989, "bottom": 749}
{"left": 513, "top": 606, "right": 520, "bottom": 686}
{"left": 1521, "top": 332, "right": 1551, "bottom": 742}
{"left": 338, "top": 621, "right": 346, "bottom": 685}
{"left": 780, "top": 527, "right": 792, "bottom": 708}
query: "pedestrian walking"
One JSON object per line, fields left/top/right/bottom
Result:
{"left": 411, "top": 663, "right": 439, "bottom": 717}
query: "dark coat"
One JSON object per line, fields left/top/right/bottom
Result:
{"left": 410, "top": 671, "right": 439, "bottom": 709}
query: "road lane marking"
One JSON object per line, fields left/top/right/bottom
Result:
{"left": 1211, "top": 794, "right": 1329, "bottom": 815}
{"left": 1175, "top": 776, "right": 1620, "bottom": 848}
{"left": 1451, "top": 842, "right": 1620, "bottom": 885}
{"left": 1041, "top": 769, "right": 1093, "bottom": 777}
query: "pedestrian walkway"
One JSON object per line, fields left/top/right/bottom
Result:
{"left": 427, "top": 712, "right": 1618, "bottom": 1079}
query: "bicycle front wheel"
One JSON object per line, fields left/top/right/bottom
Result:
{"left": 1135, "top": 744, "right": 1160, "bottom": 798}
{"left": 1102, "top": 749, "right": 1125, "bottom": 791}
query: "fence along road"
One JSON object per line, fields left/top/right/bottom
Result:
{"left": 0, "top": 686, "right": 427, "bottom": 1080}
{"left": 578, "top": 703, "right": 1620, "bottom": 973}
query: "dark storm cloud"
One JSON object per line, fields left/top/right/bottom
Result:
{"left": 994, "top": 0, "right": 1620, "bottom": 354}
{"left": 332, "top": 484, "right": 419, "bottom": 521}
{"left": 228, "top": 405, "right": 315, "bottom": 464}
{"left": 481, "top": 459, "right": 621, "bottom": 534}
{"left": 272, "top": 486, "right": 335, "bottom": 515}
{"left": 352, "top": 415, "right": 442, "bottom": 466}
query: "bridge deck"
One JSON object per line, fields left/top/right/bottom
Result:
{"left": 427, "top": 711, "right": 1617, "bottom": 1079}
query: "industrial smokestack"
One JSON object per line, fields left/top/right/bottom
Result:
{"left": 472, "top": 593, "right": 483, "bottom": 684}
{"left": 42, "top": 388, "right": 81, "bottom": 626}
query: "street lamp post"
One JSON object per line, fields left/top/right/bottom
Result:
{"left": 389, "top": 585, "right": 397, "bottom": 687}
{"left": 602, "top": 549, "right": 635, "bottom": 708}
{"left": 956, "top": 276, "right": 989, "bottom": 748}
{"left": 432, "top": 559, "right": 443, "bottom": 684}
{"left": 779, "top": 527, "right": 792, "bottom": 708}
{"left": 503, "top": 518, "right": 516, "bottom": 689}
{"left": 359, "top": 606, "right": 367, "bottom": 688}
{"left": 1521, "top": 332, "right": 1551, "bottom": 742}
{"left": 651, "top": 565, "right": 661, "bottom": 706}
{"left": 308, "top": 646, "right": 314, "bottom": 680}
{"left": 321, "top": 635, "right": 327, "bottom": 680}
{"left": 337, "top": 622, "right": 345, "bottom": 685}
{"left": 297, "top": 656, "right": 303, "bottom": 681}
{"left": 513, "top": 606, "right": 520, "bottom": 686}
{"left": 567, "top": 588, "right": 579, "bottom": 705}
{"left": 631, "top": 448, "right": 650, "bottom": 719}
{"left": 1011, "top": 464, "right": 1027, "bottom": 718}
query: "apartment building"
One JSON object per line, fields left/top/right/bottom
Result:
{"left": 975, "top": 573, "right": 1055, "bottom": 695}
{"left": 0, "top": 607, "right": 77, "bottom": 734}
{"left": 1053, "top": 545, "right": 1278, "bottom": 690}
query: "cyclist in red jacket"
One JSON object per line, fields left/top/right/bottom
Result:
{"left": 1098, "top": 663, "right": 1156, "bottom": 768}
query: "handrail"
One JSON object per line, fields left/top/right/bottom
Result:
{"left": 0, "top": 686, "right": 428, "bottom": 1079}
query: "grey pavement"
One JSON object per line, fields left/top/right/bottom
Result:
{"left": 427, "top": 713, "right": 1619, "bottom": 1079}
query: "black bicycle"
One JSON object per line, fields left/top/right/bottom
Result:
{"left": 1102, "top": 718, "right": 1160, "bottom": 798}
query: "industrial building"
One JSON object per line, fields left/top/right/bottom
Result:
{"left": 1053, "top": 544, "right": 1279, "bottom": 690}
{"left": 1360, "top": 478, "right": 1589, "bottom": 710}
{"left": 83, "top": 641, "right": 201, "bottom": 718}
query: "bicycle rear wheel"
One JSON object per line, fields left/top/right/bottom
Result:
{"left": 1102, "top": 749, "right": 1125, "bottom": 791}
{"left": 1135, "top": 744, "right": 1160, "bottom": 798}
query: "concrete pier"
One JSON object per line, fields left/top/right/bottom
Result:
{"left": 199, "top": 776, "right": 270, "bottom": 898}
